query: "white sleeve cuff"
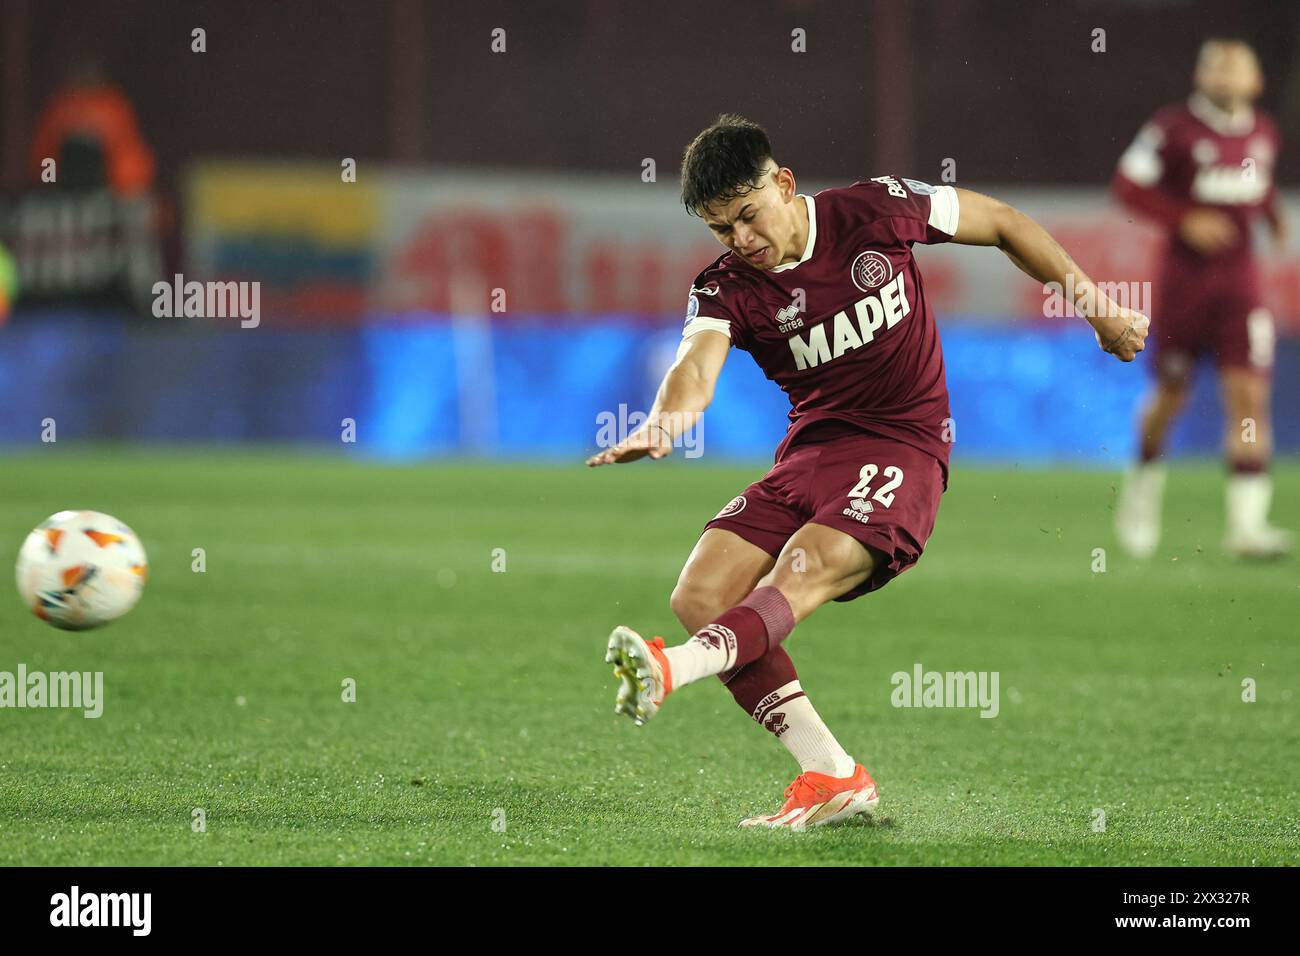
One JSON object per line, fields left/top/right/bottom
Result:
{"left": 927, "top": 185, "right": 960, "bottom": 236}
{"left": 1117, "top": 126, "right": 1164, "bottom": 186}
{"left": 682, "top": 316, "right": 731, "bottom": 339}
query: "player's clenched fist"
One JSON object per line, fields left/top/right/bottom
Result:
{"left": 1178, "top": 208, "right": 1239, "bottom": 256}
{"left": 1092, "top": 308, "right": 1150, "bottom": 362}
{"left": 585, "top": 424, "right": 673, "bottom": 467}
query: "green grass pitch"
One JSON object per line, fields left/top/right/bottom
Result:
{"left": 0, "top": 450, "right": 1296, "bottom": 866}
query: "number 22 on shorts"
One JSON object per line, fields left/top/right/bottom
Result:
{"left": 849, "top": 464, "right": 904, "bottom": 507}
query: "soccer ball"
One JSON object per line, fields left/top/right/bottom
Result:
{"left": 14, "top": 511, "right": 148, "bottom": 630}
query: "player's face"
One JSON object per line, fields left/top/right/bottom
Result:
{"left": 1195, "top": 43, "right": 1263, "bottom": 110}
{"left": 700, "top": 166, "right": 801, "bottom": 270}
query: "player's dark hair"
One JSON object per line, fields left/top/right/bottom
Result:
{"left": 680, "top": 114, "right": 775, "bottom": 217}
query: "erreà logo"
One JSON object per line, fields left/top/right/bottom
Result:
{"left": 774, "top": 303, "right": 804, "bottom": 333}
{"left": 788, "top": 273, "right": 911, "bottom": 370}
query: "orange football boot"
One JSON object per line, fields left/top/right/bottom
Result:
{"left": 740, "top": 764, "right": 879, "bottom": 830}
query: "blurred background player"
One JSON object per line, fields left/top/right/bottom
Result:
{"left": 1112, "top": 38, "right": 1291, "bottom": 559}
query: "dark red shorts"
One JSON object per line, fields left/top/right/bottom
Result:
{"left": 703, "top": 424, "right": 946, "bottom": 602}
{"left": 1152, "top": 253, "right": 1275, "bottom": 378}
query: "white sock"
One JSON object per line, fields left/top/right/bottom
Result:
{"left": 662, "top": 624, "right": 738, "bottom": 689}
{"left": 753, "top": 681, "right": 855, "bottom": 777}
{"left": 1226, "top": 472, "right": 1272, "bottom": 536}
{"left": 1129, "top": 461, "right": 1167, "bottom": 504}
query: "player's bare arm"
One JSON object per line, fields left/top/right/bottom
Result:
{"left": 1266, "top": 200, "right": 1290, "bottom": 250}
{"left": 585, "top": 328, "right": 729, "bottom": 467}
{"left": 951, "top": 188, "right": 1150, "bottom": 361}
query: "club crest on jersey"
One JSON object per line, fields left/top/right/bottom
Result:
{"left": 851, "top": 250, "right": 894, "bottom": 292}
{"left": 1192, "top": 139, "right": 1218, "bottom": 164}
{"left": 788, "top": 273, "right": 911, "bottom": 370}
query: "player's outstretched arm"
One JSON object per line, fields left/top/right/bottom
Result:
{"left": 585, "top": 329, "right": 729, "bottom": 467}
{"left": 950, "top": 188, "right": 1149, "bottom": 362}
{"left": 1266, "top": 199, "right": 1290, "bottom": 250}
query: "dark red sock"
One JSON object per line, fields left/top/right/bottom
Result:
{"left": 1138, "top": 434, "right": 1161, "bottom": 464}
{"left": 1229, "top": 457, "right": 1268, "bottom": 475}
{"left": 695, "top": 586, "right": 796, "bottom": 672}
{"left": 721, "top": 645, "right": 802, "bottom": 730}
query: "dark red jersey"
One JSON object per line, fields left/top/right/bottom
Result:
{"left": 682, "top": 176, "right": 959, "bottom": 478}
{"left": 1112, "top": 94, "right": 1281, "bottom": 260}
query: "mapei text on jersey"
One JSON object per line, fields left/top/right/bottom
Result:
{"left": 787, "top": 273, "right": 911, "bottom": 370}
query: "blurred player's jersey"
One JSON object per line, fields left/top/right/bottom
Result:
{"left": 682, "top": 176, "right": 957, "bottom": 479}
{"left": 1114, "top": 93, "right": 1280, "bottom": 260}
{"left": 1114, "top": 94, "right": 1280, "bottom": 372}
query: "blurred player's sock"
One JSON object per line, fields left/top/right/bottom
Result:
{"left": 1225, "top": 468, "right": 1293, "bottom": 558}
{"left": 723, "top": 649, "right": 854, "bottom": 776}
{"left": 1115, "top": 462, "right": 1165, "bottom": 558}
{"left": 663, "top": 586, "right": 795, "bottom": 687}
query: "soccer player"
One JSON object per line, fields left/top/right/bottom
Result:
{"left": 587, "top": 114, "right": 1147, "bottom": 829}
{"left": 1112, "top": 38, "right": 1290, "bottom": 559}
